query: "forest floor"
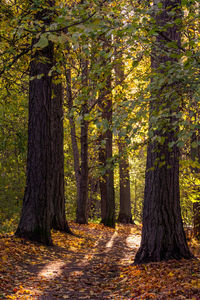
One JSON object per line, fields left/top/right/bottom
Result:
{"left": 0, "top": 222, "right": 200, "bottom": 300}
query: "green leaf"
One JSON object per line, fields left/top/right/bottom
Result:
{"left": 34, "top": 36, "right": 49, "bottom": 49}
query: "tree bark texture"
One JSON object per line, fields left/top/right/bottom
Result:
{"left": 134, "top": 0, "right": 193, "bottom": 264}
{"left": 16, "top": 2, "right": 54, "bottom": 245}
{"left": 51, "top": 81, "right": 71, "bottom": 233}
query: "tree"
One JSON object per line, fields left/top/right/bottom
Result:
{"left": 65, "top": 44, "right": 89, "bottom": 224}
{"left": 191, "top": 119, "right": 200, "bottom": 239}
{"left": 134, "top": 0, "right": 193, "bottom": 264}
{"left": 76, "top": 57, "right": 89, "bottom": 224}
{"left": 51, "top": 79, "right": 71, "bottom": 233}
{"left": 98, "top": 37, "right": 115, "bottom": 228}
{"left": 114, "top": 46, "right": 133, "bottom": 224}
{"left": 118, "top": 138, "right": 133, "bottom": 224}
{"left": 16, "top": 0, "right": 71, "bottom": 244}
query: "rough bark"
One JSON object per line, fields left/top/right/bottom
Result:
{"left": 15, "top": 1, "right": 54, "bottom": 245}
{"left": 190, "top": 5, "right": 200, "bottom": 240}
{"left": 51, "top": 81, "right": 71, "bottom": 233}
{"left": 134, "top": 0, "right": 193, "bottom": 264}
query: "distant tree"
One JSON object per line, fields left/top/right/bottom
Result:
{"left": 51, "top": 80, "right": 71, "bottom": 233}
{"left": 76, "top": 57, "right": 89, "bottom": 224}
{"left": 98, "top": 37, "right": 115, "bottom": 228}
{"left": 114, "top": 47, "right": 133, "bottom": 224}
{"left": 118, "top": 138, "right": 133, "bottom": 224}
{"left": 135, "top": 0, "right": 193, "bottom": 264}
{"left": 191, "top": 120, "right": 200, "bottom": 239}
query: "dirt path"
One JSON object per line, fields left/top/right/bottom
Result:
{"left": 0, "top": 223, "right": 141, "bottom": 299}
{"left": 1, "top": 223, "right": 200, "bottom": 300}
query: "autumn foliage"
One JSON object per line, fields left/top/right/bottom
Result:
{"left": 0, "top": 223, "right": 200, "bottom": 299}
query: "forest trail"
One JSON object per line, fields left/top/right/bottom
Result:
{"left": 0, "top": 223, "right": 200, "bottom": 300}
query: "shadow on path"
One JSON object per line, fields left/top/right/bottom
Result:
{"left": 1, "top": 223, "right": 141, "bottom": 299}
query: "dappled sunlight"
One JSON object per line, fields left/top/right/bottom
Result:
{"left": 105, "top": 231, "right": 118, "bottom": 252}
{"left": 78, "top": 236, "right": 102, "bottom": 266}
{"left": 38, "top": 261, "right": 65, "bottom": 279}
{"left": 126, "top": 234, "right": 141, "bottom": 249}
{"left": 2, "top": 223, "right": 200, "bottom": 299}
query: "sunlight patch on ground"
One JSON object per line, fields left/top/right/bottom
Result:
{"left": 126, "top": 234, "right": 141, "bottom": 249}
{"left": 105, "top": 231, "right": 118, "bottom": 252}
{"left": 38, "top": 261, "right": 65, "bottom": 279}
{"left": 79, "top": 236, "right": 102, "bottom": 266}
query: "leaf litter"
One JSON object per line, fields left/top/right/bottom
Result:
{"left": 0, "top": 223, "right": 200, "bottom": 299}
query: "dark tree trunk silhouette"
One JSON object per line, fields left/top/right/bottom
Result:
{"left": 189, "top": 4, "right": 200, "bottom": 240}
{"left": 51, "top": 81, "right": 71, "bottom": 233}
{"left": 191, "top": 128, "right": 200, "bottom": 239}
{"left": 65, "top": 55, "right": 89, "bottom": 224}
{"left": 76, "top": 58, "right": 89, "bottom": 224}
{"left": 135, "top": 0, "right": 193, "bottom": 264}
{"left": 88, "top": 177, "right": 99, "bottom": 219}
{"left": 65, "top": 67, "right": 81, "bottom": 208}
{"left": 15, "top": 1, "right": 55, "bottom": 245}
{"left": 114, "top": 45, "right": 132, "bottom": 224}
{"left": 99, "top": 134, "right": 107, "bottom": 222}
{"left": 98, "top": 38, "right": 115, "bottom": 228}
{"left": 118, "top": 139, "right": 133, "bottom": 224}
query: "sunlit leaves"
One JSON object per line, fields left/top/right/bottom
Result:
{"left": 1, "top": 223, "right": 200, "bottom": 299}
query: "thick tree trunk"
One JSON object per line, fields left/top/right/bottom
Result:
{"left": 15, "top": 21, "right": 54, "bottom": 244}
{"left": 134, "top": 0, "right": 192, "bottom": 264}
{"left": 76, "top": 59, "right": 89, "bottom": 224}
{"left": 135, "top": 136, "right": 192, "bottom": 263}
{"left": 191, "top": 129, "right": 200, "bottom": 239}
{"left": 118, "top": 139, "right": 133, "bottom": 224}
{"left": 51, "top": 81, "right": 71, "bottom": 233}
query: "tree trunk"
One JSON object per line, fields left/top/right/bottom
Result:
{"left": 15, "top": 2, "right": 54, "bottom": 245}
{"left": 99, "top": 136, "right": 107, "bottom": 222}
{"left": 191, "top": 128, "right": 200, "bottom": 239}
{"left": 65, "top": 67, "right": 81, "bottom": 210}
{"left": 105, "top": 117, "right": 115, "bottom": 228}
{"left": 76, "top": 58, "right": 89, "bottom": 224}
{"left": 88, "top": 177, "right": 99, "bottom": 219}
{"left": 134, "top": 0, "right": 193, "bottom": 264}
{"left": 98, "top": 37, "right": 115, "bottom": 227}
{"left": 118, "top": 139, "right": 133, "bottom": 224}
{"left": 114, "top": 46, "right": 133, "bottom": 224}
{"left": 51, "top": 81, "right": 71, "bottom": 233}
